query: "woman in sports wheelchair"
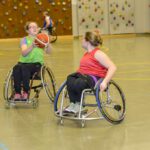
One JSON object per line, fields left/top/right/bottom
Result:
{"left": 3, "top": 21, "right": 56, "bottom": 108}
{"left": 42, "top": 11, "right": 57, "bottom": 43}
{"left": 54, "top": 30, "right": 126, "bottom": 126}
{"left": 4, "top": 64, "right": 56, "bottom": 108}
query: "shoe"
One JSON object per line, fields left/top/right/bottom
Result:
{"left": 64, "top": 103, "right": 75, "bottom": 112}
{"left": 22, "top": 92, "right": 28, "bottom": 100}
{"left": 72, "top": 102, "right": 83, "bottom": 113}
{"left": 14, "top": 93, "right": 21, "bottom": 100}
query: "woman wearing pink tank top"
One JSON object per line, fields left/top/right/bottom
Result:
{"left": 65, "top": 30, "right": 117, "bottom": 113}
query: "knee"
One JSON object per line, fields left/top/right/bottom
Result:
{"left": 66, "top": 75, "right": 74, "bottom": 86}
{"left": 13, "top": 64, "right": 21, "bottom": 74}
{"left": 13, "top": 64, "right": 20, "bottom": 70}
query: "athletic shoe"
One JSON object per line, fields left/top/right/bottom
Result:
{"left": 22, "top": 92, "right": 28, "bottom": 100}
{"left": 64, "top": 103, "right": 75, "bottom": 112}
{"left": 14, "top": 93, "right": 21, "bottom": 100}
{"left": 71, "top": 102, "right": 83, "bottom": 113}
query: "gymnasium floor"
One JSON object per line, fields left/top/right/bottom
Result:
{"left": 0, "top": 34, "right": 150, "bottom": 150}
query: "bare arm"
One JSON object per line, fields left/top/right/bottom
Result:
{"left": 21, "top": 42, "right": 34, "bottom": 56}
{"left": 21, "top": 39, "right": 51, "bottom": 56}
{"left": 95, "top": 50, "right": 117, "bottom": 91}
{"left": 44, "top": 43, "right": 52, "bottom": 54}
{"left": 51, "top": 20, "right": 54, "bottom": 26}
{"left": 45, "top": 17, "right": 50, "bottom": 28}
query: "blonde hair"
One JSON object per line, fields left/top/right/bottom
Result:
{"left": 24, "top": 21, "right": 38, "bottom": 31}
{"left": 43, "top": 11, "right": 48, "bottom": 16}
{"left": 85, "top": 30, "right": 103, "bottom": 46}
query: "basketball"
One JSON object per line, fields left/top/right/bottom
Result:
{"left": 34, "top": 33, "right": 49, "bottom": 48}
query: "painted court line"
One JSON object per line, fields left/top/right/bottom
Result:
{"left": 117, "top": 69, "right": 150, "bottom": 74}
{"left": 114, "top": 78, "right": 150, "bottom": 81}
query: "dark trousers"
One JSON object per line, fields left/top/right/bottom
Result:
{"left": 66, "top": 73, "right": 96, "bottom": 103}
{"left": 47, "top": 27, "right": 53, "bottom": 35}
{"left": 13, "top": 63, "right": 41, "bottom": 94}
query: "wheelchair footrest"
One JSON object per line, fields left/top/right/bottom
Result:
{"left": 83, "top": 104, "right": 98, "bottom": 107}
{"left": 10, "top": 98, "right": 30, "bottom": 103}
{"left": 15, "top": 98, "right": 27, "bottom": 101}
{"left": 56, "top": 109, "right": 88, "bottom": 117}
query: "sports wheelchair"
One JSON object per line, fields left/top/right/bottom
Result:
{"left": 54, "top": 79, "right": 126, "bottom": 127}
{"left": 3, "top": 65, "right": 56, "bottom": 108}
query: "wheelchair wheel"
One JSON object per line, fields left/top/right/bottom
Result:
{"left": 54, "top": 81, "right": 70, "bottom": 114}
{"left": 3, "top": 69, "right": 14, "bottom": 108}
{"left": 50, "top": 29, "right": 57, "bottom": 43}
{"left": 96, "top": 80, "right": 126, "bottom": 124}
{"left": 41, "top": 66, "right": 56, "bottom": 102}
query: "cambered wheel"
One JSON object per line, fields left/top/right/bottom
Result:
{"left": 41, "top": 66, "right": 56, "bottom": 102}
{"left": 96, "top": 80, "right": 126, "bottom": 124}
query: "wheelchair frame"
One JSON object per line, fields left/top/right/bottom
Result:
{"left": 3, "top": 65, "right": 56, "bottom": 108}
{"left": 54, "top": 79, "right": 126, "bottom": 127}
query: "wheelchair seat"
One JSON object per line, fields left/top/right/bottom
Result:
{"left": 54, "top": 79, "right": 126, "bottom": 127}
{"left": 3, "top": 65, "right": 57, "bottom": 108}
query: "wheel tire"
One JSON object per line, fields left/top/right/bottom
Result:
{"left": 96, "top": 80, "right": 126, "bottom": 124}
{"left": 41, "top": 66, "right": 56, "bottom": 103}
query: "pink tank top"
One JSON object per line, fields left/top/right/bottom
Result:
{"left": 77, "top": 48, "right": 107, "bottom": 78}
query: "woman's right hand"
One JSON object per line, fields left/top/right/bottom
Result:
{"left": 100, "top": 81, "right": 107, "bottom": 92}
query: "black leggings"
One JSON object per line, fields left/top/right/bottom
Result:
{"left": 47, "top": 27, "right": 53, "bottom": 35}
{"left": 13, "top": 62, "right": 41, "bottom": 94}
{"left": 66, "top": 73, "right": 96, "bottom": 103}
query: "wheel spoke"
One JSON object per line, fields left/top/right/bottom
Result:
{"left": 41, "top": 66, "right": 56, "bottom": 102}
{"left": 97, "top": 80, "right": 126, "bottom": 124}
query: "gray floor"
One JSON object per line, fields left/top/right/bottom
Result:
{"left": 0, "top": 34, "right": 150, "bottom": 150}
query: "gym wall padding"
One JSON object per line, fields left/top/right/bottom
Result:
{"left": 72, "top": 0, "right": 150, "bottom": 36}
{"left": 0, "top": 0, "right": 72, "bottom": 38}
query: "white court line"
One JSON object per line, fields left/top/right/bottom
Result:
{"left": 117, "top": 62, "right": 150, "bottom": 66}
{"left": 114, "top": 78, "right": 150, "bottom": 81}
{"left": 117, "top": 69, "right": 150, "bottom": 74}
